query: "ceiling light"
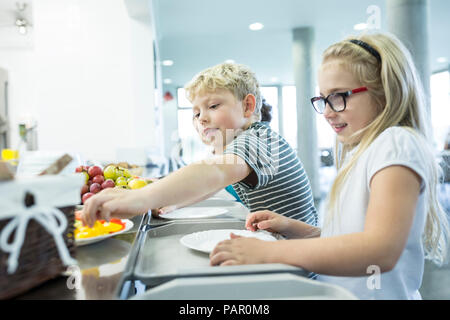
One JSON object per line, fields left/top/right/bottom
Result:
{"left": 15, "top": 18, "right": 26, "bottom": 27}
{"left": 271, "top": 77, "right": 279, "bottom": 82}
{"left": 162, "top": 60, "right": 174, "bottom": 66}
{"left": 249, "top": 22, "right": 264, "bottom": 31}
{"left": 225, "top": 59, "right": 235, "bottom": 64}
{"left": 15, "top": 18, "right": 28, "bottom": 35}
{"left": 18, "top": 25, "right": 27, "bottom": 35}
{"left": 437, "top": 57, "right": 448, "bottom": 63}
{"left": 163, "top": 78, "right": 172, "bottom": 84}
{"left": 353, "top": 23, "right": 367, "bottom": 31}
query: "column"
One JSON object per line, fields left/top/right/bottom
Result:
{"left": 387, "top": 0, "right": 431, "bottom": 114}
{"left": 276, "top": 84, "right": 284, "bottom": 137}
{"left": 292, "top": 27, "right": 320, "bottom": 200}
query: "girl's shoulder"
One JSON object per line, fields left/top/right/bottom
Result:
{"left": 371, "top": 126, "right": 423, "bottom": 151}
{"left": 365, "top": 126, "right": 430, "bottom": 188}
{"left": 365, "top": 126, "right": 430, "bottom": 171}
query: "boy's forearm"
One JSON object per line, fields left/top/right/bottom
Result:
{"left": 172, "top": 190, "right": 220, "bottom": 210}
{"left": 139, "top": 156, "right": 249, "bottom": 210}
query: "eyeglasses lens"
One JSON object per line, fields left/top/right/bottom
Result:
{"left": 328, "top": 94, "right": 345, "bottom": 112}
{"left": 313, "top": 99, "right": 326, "bottom": 113}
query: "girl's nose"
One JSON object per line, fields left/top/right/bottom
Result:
{"left": 323, "top": 103, "right": 336, "bottom": 119}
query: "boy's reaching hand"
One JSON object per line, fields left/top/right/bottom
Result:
{"left": 151, "top": 204, "right": 178, "bottom": 218}
{"left": 78, "top": 187, "right": 149, "bottom": 227}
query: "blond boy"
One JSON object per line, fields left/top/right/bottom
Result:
{"left": 80, "top": 63, "right": 317, "bottom": 228}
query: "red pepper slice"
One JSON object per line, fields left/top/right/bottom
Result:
{"left": 110, "top": 218, "right": 125, "bottom": 227}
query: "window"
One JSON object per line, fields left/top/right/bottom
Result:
{"left": 281, "top": 86, "right": 297, "bottom": 148}
{"left": 177, "top": 87, "right": 192, "bottom": 108}
{"left": 260, "top": 86, "right": 279, "bottom": 132}
{"left": 176, "top": 88, "right": 208, "bottom": 164}
{"left": 430, "top": 70, "right": 450, "bottom": 151}
{"left": 314, "top": 85, "right": 335, "bottom": 150}
{"left": 281, "top": 85, "right": 334, "bottom": 150}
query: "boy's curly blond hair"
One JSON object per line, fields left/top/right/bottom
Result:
{"left": 184, "top": 62, "right": 262, "bottom": 121}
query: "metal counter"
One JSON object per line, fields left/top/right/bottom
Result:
{"left": 14, "top": 197, "right": 356, "bottom": 300}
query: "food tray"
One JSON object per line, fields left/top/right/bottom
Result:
{"left": 132, "top": 273, "right": 357, "bottom": 300}
{"left": 148, "top": 198, "right": 249, "bottom": 227}
{"left": 131, "top": 219, "right": 310, "bottom": 288}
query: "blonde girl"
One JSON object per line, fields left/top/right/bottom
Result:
{"left": 209, "top": 32, "right": 449, "bottom": 300}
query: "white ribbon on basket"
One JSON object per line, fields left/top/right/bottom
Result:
{"left": 0, "top": 205, "right": 77, "bottom": 274}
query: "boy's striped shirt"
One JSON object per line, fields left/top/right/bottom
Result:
{"left": 223, "top": 122, "right": 317, "bottom": 226}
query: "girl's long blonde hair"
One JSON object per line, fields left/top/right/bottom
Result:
{"left": 323, "top": 32, "right": 449, "bottom": 265}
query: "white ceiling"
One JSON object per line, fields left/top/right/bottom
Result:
{"left": 153, "top": 0, "right": 450, "bottom": 89}
{"left": 0, "top": 0, "right": 448, "bottom": 89}
{"left": 0, "top": 0, "right": 32, "bottom": 26}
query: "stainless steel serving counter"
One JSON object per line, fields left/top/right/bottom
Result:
{"left": 15, "top": 214, "right": 143, "bottom": 300}
{"left": 14, "top": 195, "right": 251, "bottom": 300}
{"left": 13, "top": 195, "right": 355, "bottom": 300}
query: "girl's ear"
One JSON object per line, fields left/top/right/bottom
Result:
{"left": 243, "top": 94, "right": 256, "bottom": 118}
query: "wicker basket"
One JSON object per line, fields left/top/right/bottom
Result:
{"left": 0, "top": 197, "right": 76, "bottom": 299}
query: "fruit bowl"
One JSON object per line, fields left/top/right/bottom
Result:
{"left": 75, "top": 164, "right": 152, "bottom": 204}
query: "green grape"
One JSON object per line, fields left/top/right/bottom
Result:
{"left": 104, "top": 165, "right": 119, "bottom": 181}
{"left": 115, "top": 176, "right": 128, "bottom": 187}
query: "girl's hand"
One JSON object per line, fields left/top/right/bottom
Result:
{"left": 209, "top": 233, "right": 274, "bottom": 266}
{"left": 245, "top": 210, "right": 290, "bottom": 235}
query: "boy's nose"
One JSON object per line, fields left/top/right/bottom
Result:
{"left": 198, "top": 112, "right": 209, "bottom": 123}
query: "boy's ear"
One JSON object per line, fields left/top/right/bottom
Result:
{"left": 243, "top": 94, "right": 256, "bottom": 118}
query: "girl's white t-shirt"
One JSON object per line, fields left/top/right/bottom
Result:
{"left": 316, "top": 127, "right": 430, "bottom": 300}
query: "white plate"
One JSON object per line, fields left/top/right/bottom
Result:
{"left": 75, "top": 219, "right": 134, "bottom": 247}
{"left": 159, "top": 207, "right": 228, "bottom": 220}
{"left": 180, "top": 229, "right": 277, "bottom": 253}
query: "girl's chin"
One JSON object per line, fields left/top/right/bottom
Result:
{"left": 337, "top": 133, "right": 363, "bottom": 146}
{"left": 336, "top": 134, "right": 348, "bottom": 144}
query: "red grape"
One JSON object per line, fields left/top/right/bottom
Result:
{"left": 75, "top": 166, "right": 84, "bottom": 173}
{"left": 82, "top": 192, "right": 94, "bottom": 204}
{"left": 80, "top": 184, "right": 89, "bottom": 195}
{"left": 90, "top": 182, "right": 101, "bottom": 194}
{"left": 92, "top": 175, "right": 105, "bottom": 185}
{"left": 88, "top": 166, "right": 103, "bottom": 178}
{"left": 101, "top": 179, "right": 115, "bottom": 189}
